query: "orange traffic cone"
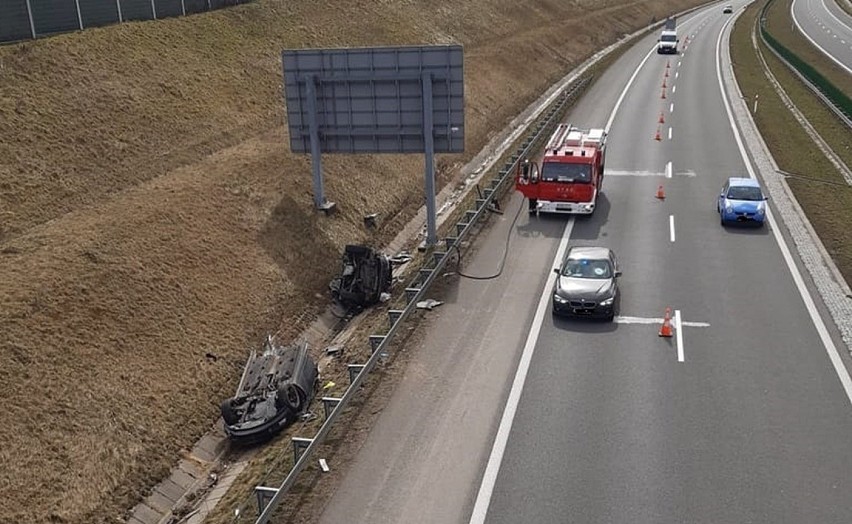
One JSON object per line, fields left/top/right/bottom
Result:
{"left": 662, "top": 79, "right": 667, "bottom": 89}
{"left": 658, "top": 111, "right": 666, "bottom": 124}
{"left": 665, "top": 69, "right": 669, "bottom": 78}
{"left": 661, "top": 88, "right": 667, "bottom": 99}
{"left": 655, "top": 184, "right": 666, "bottom": 199}
{"left": 666, "top": 59, "right": 671, "bottom": 69}
{"left": 659, "top": 307, "right": 674, "bottom": 337}
{"left": 654, "top": 127, "right": 662, "bottom": 141}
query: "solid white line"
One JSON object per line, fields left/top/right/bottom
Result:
{"left": 672, "top": 84, "right": 677, "bottom": 93}
{"left": 467, "top": 219, "right": 574, "bottom": 523}
{"left": 821, "top": 0, "right": 852, "bottom": 32}
{"left": 670, "top": 102, "right": 675, "bottom": 113}
{"left": 665, "top": 161, "right": 673, "bottom": 178}
{"left": 604, "top": 46, "right": 656, "bottom": 132}
{"left": 675, "top": 310, "right": 684, "bottom": 362}
{"left": 606, "top": 169, "right": 696, "bottom": 177}
{"left": 616, "top": 315, "right": 710, "bottom": 327}
{"left": 668, "top": 127, "right": 673, "bottom": 140}
{"left": 669, "top": 215, "right": 676, "bottom": 242}
{"left": 791, "top": 0, "right": 852, "bottom": 74}
{"left": 716, "top": 11, "right": 852, "bottom": 404}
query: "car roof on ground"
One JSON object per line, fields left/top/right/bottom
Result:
{"left": 567, "top": 246, "right": 612, "bottom": 260}
{"left": 728, "top": 177, "right": 760, "bottom": 187}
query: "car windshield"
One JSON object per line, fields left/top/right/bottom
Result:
{"left": 541, "top": 162, "right": 592, "bottom": 183}
{"left": 561, "top": 258, "right": 612, "bottom": 279}
{"left": 661, "top": 34, "right": 677, "bottom": 42}
{"left": 727, "top": 185, "right": 763, "bottom": 201}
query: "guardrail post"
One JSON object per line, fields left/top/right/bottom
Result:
{"left": 292, "top": 437, "right": 313, "bottom": 463}
{"left": 445, "top": 237, "right": 458, "bottom": 249}
{"left": 369, "top": 335, "right": 385, "bottom": 353}
{"left": 404, "top": 287, "right": 420, "bottom": 302}
{"left": 456, "top": 222, "right": 467, "bottom": 236}
{"left": 388, "top": 309, "right": 403, "bottom": 327}
{"left": 321, "top": 397, "right": 341, "bottom": 420}
{"left": 432, "top": 252, "right": 446, "bottom": 265}
{"left": 254, "top": 486, "right": 279, "bottom": 514}
{"left": 419, "top": 268, "right": 433, "bottom": 283}
{"left": 347, "top": 364, "right": 365, "bottom": 384}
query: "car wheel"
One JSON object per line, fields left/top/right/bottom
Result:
{"left": 276, "top": 384, "right": 302, "bottom": 412}
{"left": 221, "top": 398, "right": 239, "bottom": 426}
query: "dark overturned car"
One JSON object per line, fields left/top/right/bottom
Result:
{"left": 552, "top": 246, "right": 621, "bottom": 322}
{"left": 220, "top": 337, "right": 318, "bottom": 445}
{"left": 330, "top": 244, "right": 393, "bottom": 313}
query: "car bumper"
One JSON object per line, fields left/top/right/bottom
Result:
{"left": 536, "top": 200, "right": 595, "bottom": 215}
{"left": 552, "top": 299, "right": 614, "bottom": 318}
{"left": 721, "top": 210, "right": 765, "bottom": 224}
{"left": 657, "top": 46, "right": 678, "bottom": 54}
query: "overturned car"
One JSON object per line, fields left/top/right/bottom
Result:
{"left": 329, "top": 245, "right": 393, "bottom": 312}
{"left": 220, "top": 337, "right": 318, "bottom": 445}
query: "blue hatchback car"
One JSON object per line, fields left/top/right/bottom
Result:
{"left": 717, "top": 177, "right": 768, "bottom": 226}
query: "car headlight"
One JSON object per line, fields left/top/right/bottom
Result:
{"left": 600, "top": 297, "right": 614, "bottom": 306}
{"left": 725, "top": 200, "right": 733, "bottom": 212}
{"left": 554, "top": 294, "right": 568, "bottom": 303}
{"left": 757, "top": 202, "right": 766, "bottom": 214}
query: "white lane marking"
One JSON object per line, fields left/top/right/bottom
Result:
{"left": 467, "top": 218, "right": 574, "bottom": 524}
{"left": 791, "top": 0, "right": 852, "bottom": 74}
{"left": 675, "top": 310, "right": 685, "bottom": 362}
{"left": 842, "top": 40, "right": 847, "bottom": 44}
{"left": 606, "top": 169, "right": 695, "bottom": 177}
{"left": 820, "top": 0, "right": 852, "bottom": 31}
{"left": 678, "top": 60, "right": 682, "bottom": 67}
{"left": 604, "top": 46, "right": 656, "bottom": 132}
{"left": 668, "top": 127, "right": 673, "bottom": 140}
{"left": 833, "top": 34, "right": 838, "bottom": 38}
{"left": 673, "top": 84, "right": 677, "bottom": 93}
{"left": 670, "top": 215, "right": 676, "bottom": 242}
{"left": 670, "top": 102, "right": 675, "bottom": 113}
{"left": 716, "top": 11, "right": 852, "bottom": 404}
{"left": 665, "top": 161, "right": 673, "bottom": 178}
{"left": 675, "top": 71, "right": 680, "bottom": 79}
{"left": 615, "top": 315, "right": 710, "bottom": 327}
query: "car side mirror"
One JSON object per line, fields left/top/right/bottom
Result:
{"left": 764, "top": 196, "right": 769, "bottom": 201}
{"left": 553, "top": 268, "right": 560, "bottom": 274}
{"left": 614, "top": 270, "right": 622, "bottom": 278}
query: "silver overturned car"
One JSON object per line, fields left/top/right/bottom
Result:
{"left": 552, "top": 246, "right": 621, "bottom": 321}
{"left": 220, "top": 336, "right": 318, "bottom": 445}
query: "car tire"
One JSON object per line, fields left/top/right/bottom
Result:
{"left": 276, "top": 384, "right": 302, "bottom": 413}
{"left": 221, "top": 398, "right": 239, "bottom": 426}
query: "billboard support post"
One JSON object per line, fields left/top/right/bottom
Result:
{"left": 422, "top": 72, "right": 437, "bottom": 246}
{"left": 305, "top": 75, "right": 333, "bottom": 211}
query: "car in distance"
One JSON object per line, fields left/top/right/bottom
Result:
{"left": 717, "top": 177, "right": 768, "bottom": 226}
{"left": 552, "top": 246, "right": 621, "bottom": 321}
{"left": 723, "top": 5, "right": 733, "bottom": 13}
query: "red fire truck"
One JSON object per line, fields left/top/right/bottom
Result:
{"left": 515, "top": 124, "right": 607, "bottom": 215}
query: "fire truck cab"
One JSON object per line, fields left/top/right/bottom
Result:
{"left": 515, "top": 124, "right": 607, "bottom": 215}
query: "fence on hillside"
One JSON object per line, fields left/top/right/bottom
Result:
{"left": 758, "top": 0, "right": 852, "bottom": 126}
{"left": 0, "top": 0, "right": 251, "bottom": 44}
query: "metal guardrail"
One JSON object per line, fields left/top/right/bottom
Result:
{"left": 250, "top": 75, "right": 592, "bottom": 524}
{"left": 758, "top": 0, "right": 852, "bottom": 128}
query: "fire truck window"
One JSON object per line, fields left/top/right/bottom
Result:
{"left": 541, "top": 163, "right": 592, "bottom": 183}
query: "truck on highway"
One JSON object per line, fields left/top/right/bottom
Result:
{"left": 657, "top": 17, "right": 679, "bottom": 54}
{"left": 515, "top": 123, "right": 607, "bottom": 215}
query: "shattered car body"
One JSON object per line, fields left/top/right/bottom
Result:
{"left": 221, "top": 337, "right": 318, "bottom": 444}
{"left": 329, "top": 245, "right": 393, "bottom": 311}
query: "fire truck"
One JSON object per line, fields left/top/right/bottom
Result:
{"left": 515, "top": 123, "right": 607, "bottom": 215}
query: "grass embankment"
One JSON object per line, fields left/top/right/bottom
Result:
{"left": 730, "top": 1, "right": 852, "bottom": 282}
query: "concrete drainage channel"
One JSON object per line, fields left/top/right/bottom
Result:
{"left": 128, "top": 10, "right": 713, "bottom": 524}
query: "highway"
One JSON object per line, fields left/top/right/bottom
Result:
{"left": 792, "top": 0, "right": 852, "bottom": 73}
{"left": 317, "top": 3, "right": 852, "bottom": 523}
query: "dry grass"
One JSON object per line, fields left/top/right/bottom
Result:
{"left": 731, "top": 2, "right": 852, "bottom": 284}
{"left": 0, "top": 0, "right": 707, "bottom": 522}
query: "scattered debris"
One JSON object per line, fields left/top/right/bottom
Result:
{"left": 379, "top": 292, "right": 391, "bottom": 302}
{"left": 322, "top": 381, "right": 336, "bottom": 391}
{"left": 300, "top": 411, "right": 317, "bottom": 422}
{"left": 390, "top": 251, "right": 413, "bottom": 265}
{"left": 204, "top": 352, "right": 218, "bottom": 362}
{"left": 325, "top": 345, "right": 343, "bottom": 356}
{"left": 363, "top": 213, "right": 379, "bottom": 228}
{"left": 319, "top": 458, "right": 330, "bottom": 472}
{"left": 416, "top": 299, "right": 444, "bottom": 310}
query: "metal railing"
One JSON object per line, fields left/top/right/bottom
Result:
{"left": 249, "top": 75, "right": 593, "bottom": 524}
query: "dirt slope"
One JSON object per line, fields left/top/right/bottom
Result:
{"left": 0, "top": 0, "right": 703, "bottom": 522}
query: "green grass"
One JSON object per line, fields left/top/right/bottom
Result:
{"left": 731, "top": 1, "right": 852, "bottom": 283}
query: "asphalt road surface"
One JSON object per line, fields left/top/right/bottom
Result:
{"left": 792, "top": 0, "right": 852, "bottom": 73}
{"left": 318, "top": 4, "right": 852, "bottom": 523}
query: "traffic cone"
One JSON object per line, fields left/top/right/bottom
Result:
{"left": 664, "top": 69, "right": 669, "bottom": 78}
{"left": 654, "top": 127, "right": 662, "bottom": 141}
{"left": 662, "top": 79, "right": 667, "bottom": 89}
{"left": 655, "top": 184, "right": 666, "bottom": 199}
{"left": 661, "top": 88, "right": 666, "bottom": 99}
{"left": 666, "top": 59, "right": 670, "bottom": 69}
{"left": 659, "top": 307, "right": 674, "bottom": 337}
{"left": 658, "top": 111, "right": 666, "bottom": 124}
